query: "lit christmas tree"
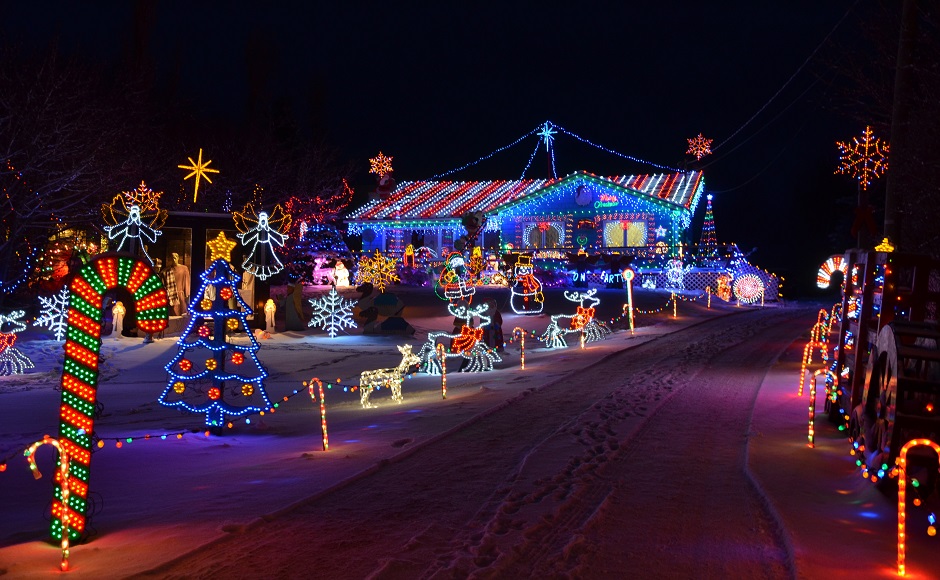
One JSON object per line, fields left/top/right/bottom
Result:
{"left": 697, "top": 193, "right": 719, "bottom": 258}
{"left": 158, "top": 232, "right": 272, "bottom": 428}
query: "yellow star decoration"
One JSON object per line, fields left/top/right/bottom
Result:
{"left": 178, "top": 148, "right": 220, "bottom": 203}
{"left": 368, "top": 152, "right": 394, "bottom": 178}
{"left": 207, "top": 231, "right": 237, "bottom": 262}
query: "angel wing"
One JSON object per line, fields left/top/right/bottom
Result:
{"left": 232, "top": 202, "right": 260, "bottom": 234}
{"left": 266, "top": 204, "right": 292, "bottom": 235}
{"left": 142, "top": 207, "right": 168, "bottom": 230}
{"left": 101, "top": 194, "right": 130, "bottom": 227}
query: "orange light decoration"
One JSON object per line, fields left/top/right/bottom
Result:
{"left": 436, "top": 343, "right": 447, "bottom": 399}
{"left": 513, "top": 327, "right": 526, "bottom": 369}
{"left": 304, "top": 378, "right": 329, "bottom": 451}
{"left": 897, "top": 439, "right": 940, "bottom": 576}
{"left": 835, "top": 126, "right": 888, "bottom": 191}
{"left": 368, "top": 151, "right": 394, "bottom": 178}
{"left": 707, "top": 286, "right": 711, "bottom": 309}
{"left": 686, "top": 133, "right": 713, "bottom": 160}
{"left": 241, "top": 383, "right": 254, "bottom": 397}
{"left": 875, "top": 237, "right": 896, "bottom": 252}
{"left": 53, "top": 255, "right": 168, "bottom": 543}
{"left": 178, "top": 148, "right": 219, "bottom": 203}
{"left": 24, "top": 435, "right": 71, "bottom": 571}
{"left": 672, "top": 292, "right": 677, "bottom": 318}
{"left": 173, "top": 381, "right": 186, "bottom": 394}
{"left": 205, "top": 358, "right": 217, "bottom": 371}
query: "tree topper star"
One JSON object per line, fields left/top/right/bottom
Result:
{"left": 207, "top": 231, "right": 238, "bottom": 262}
{"left": 178, "top": 148, "right": 220, "bottom": 203}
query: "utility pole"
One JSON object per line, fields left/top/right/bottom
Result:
{"left": 884, "top": 0, "right": 918, "bottom": 248}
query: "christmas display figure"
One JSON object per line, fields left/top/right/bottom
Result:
{"left": 664, "top": 258, "right": 690, "bottom": 290}
{"left": 357, "top": 344, "right": 421, "bottom": 408}
{"left": 233, "top": 202, "right": 292, "bottom": 281}
{"left": 539, "top": 289, "right": 611, "bottom": 349}
{"left": 0, "top": 310, "right": 34, "bottom": 375}
{"left": 34, "top": 286, "right": 71, "bottom": 341}
{"left": 510, "top": 255, "right": 543, "bottom": 315}
{"left": 354, "top": 249, "right": 399, "bottom": 292}
{"left": 697, "top": 194, "right": 719, "bottom": 259}
{"left": 437, "top": 252, "right": 475, "bottom": 303}
{"left": 418, "top": 301, "right": 501, "bottom": 374}
{"left": 402, "top": 244, "right": 416, "bottom": 268}
{"left": 101, "top": 183, "right": 167, "bottom": 266}
{"left": 308, "top": 286, "right": 357, "bottom": 337}
{"left": 158, "top": 232, "right": 272, "bottom": 428}
{"left": 333, "top": 260, "right": 350, "bottom": 288}
{"left": 715, "top": 274, "right": 732, "bottom": 302}
{"left": 112, "top": 301, "right": 126, "bottom": 335}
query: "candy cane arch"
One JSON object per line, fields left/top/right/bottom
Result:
{"left": 54, "top": 255, "right": 168, "bottom": 542}
{"left": 436, "top": 343, "right": 447, "bottom": 399}
{"left": 513, "top": 327, "right": 525, "bottom": 369}
{"left": 305, "top": 378, "right": 329, "bottom": 451}
{"left": 25, "top": 436, "right": 72, "bottom": 571}
{"left": 897, "top": 438, "right": 940, "bottom": 576}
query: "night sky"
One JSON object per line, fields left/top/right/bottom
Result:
{"left": 4, "top": 1, "right": 873, "bottom": 295}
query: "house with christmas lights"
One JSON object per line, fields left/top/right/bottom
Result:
{"left": 346, "top": 170, "right": 705, "bottom": 257}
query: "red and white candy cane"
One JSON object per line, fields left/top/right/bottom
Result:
{"left": 53, "top": 255, "right": 168, "bottom": 542}
{"left": 513, "top": 327, "right": 525, "bottom": 369}
{"left": 25, "top": 435, "right": 71, "bottom": 571}
{"left": 305, "top": 378, "right": 329, "bottom": 451}
{"left": 436, "top": 343, "right": 447, "bottom": 399}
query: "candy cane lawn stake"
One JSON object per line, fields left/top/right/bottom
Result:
{"left": 897, "top": 438, "right": 940, "bottom": 576}
{"left": 798, "top": 341, "right": 824, "bottom": 396}
{"left": 25, "top": 436, "right": 71, "bottom": 571}
{"left": 623, "top": 267, "right": 635, "bottom": 332}
{"left": 436, "top": 343, "right": 447, "bottom": 399}
{"left": 305, "top": 378, "right": 328, "bottom": 451}
{"left": 513, "top": 327, "right": 525, "bottom": 369}
{"left": 53, "top": 254, "right": 168, "bottom": 542}
{"left": 807, "top": 370, "right": 834, "bottom": 448}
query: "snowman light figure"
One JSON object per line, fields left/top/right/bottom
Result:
{"left": 510, "top": 255, "right": 544, "bottom": 315}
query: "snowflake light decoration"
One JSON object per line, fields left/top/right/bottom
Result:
{"left": 122, "top": 181, "right": 163, "bottom": 211}
{"left": 835, "top": 125, "right": 888, "bottom": 191}
{"left": 355, "top": 249, "right": 399, "bottom": 292}
{"left": 0, "top": 310, "right": 34, "bottom": 375}
{"left": 308, "top": 287, "right": 358, "bottom": 337}
{"left": 34, "top": 286, "right": 70, "bottom": 341}
{"left": 369, "top": 151, "right": 394, "bottom": 178}
{"left": 686, "top": 133, "right": 713, "bottom": 160}
{"left": 537, "top": 121, "right": 557, "bottom": 152}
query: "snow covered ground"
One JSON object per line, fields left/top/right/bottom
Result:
{"left": 1, "top": 286, "right": 938, "bottom": 578}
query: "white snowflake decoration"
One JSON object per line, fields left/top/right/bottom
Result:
{"left": 308, "top": 287, "right": 358, "bottom": 337}
{"left": 0, "top": 310, "right": 34, "bottom": 376}
{"left": 34, "top": 286, "right": 70, "bottom": 341}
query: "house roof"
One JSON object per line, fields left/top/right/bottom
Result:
{"left": 346, "top": 170, "right": 704, "bottom": 222}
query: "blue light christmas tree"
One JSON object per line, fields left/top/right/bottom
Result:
{"left": 158, "top": 232, "right": 272, "bottom": 427}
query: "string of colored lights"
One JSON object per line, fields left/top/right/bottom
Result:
{"left": 512, "top": 327, "right": 526, "bottom": 369}
{"left": 897, "top": 438, "right": 940, "bottom": 576}
{"left": 53, "top": 255, "right": 169, "bottom": 542}
{"left": 430, "top": 127, "right": 539, "bottom": 180}
{"left": 553, "top": 123, "right": 680, "bottom": 172}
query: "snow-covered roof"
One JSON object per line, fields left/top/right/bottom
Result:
{"left": 347, "top": 170, "right": 704, "bottom": 222}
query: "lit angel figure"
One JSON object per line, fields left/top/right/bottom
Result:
{"left": 101, "top": 187, "right": 167, "bottom": 265}
{"left": 233, "top": 203, "right": 292, "bottom": 281}
{"left": 539, "top": 289, "right": 611, "bottom": 349}
{"left": 417, "top": 301, "right": 501, "bottom": 374}
{"left": 0, "top": 310, "right": 34, "bottom": 375}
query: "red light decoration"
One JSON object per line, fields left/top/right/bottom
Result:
{"left": 208, "top": 387, "right": 221, "bottom": 400}
{"left": 179, "top": 359, "right": 193, "bottom": 372}
{"left": 231, "top": 352, "right": 244, "bottom": 365}
{"left": 219, "top": 286, "right": 233, "bottom": 301}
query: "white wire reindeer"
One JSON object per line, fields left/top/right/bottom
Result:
{"left": 418, "top": 302, "right": 502, "bottom": 374}
{"left": 539, "top": 289, "right": 611, "bottom": 349}
{"left": 358, "top": 344, "right": 421, "bottom": 408}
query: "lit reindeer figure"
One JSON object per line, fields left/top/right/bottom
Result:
{"left": 418, "top": 302, "right": 502, "bottom": 374}
{"left": 540, "top": 289, "right": 611, "bottom": 349}
{"left": 358, "top": 344, "right": 421, "bottom": 408}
